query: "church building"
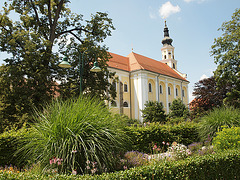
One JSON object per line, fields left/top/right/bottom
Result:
{"left": 107, "top": 21, "right": 189, "bottom": 122}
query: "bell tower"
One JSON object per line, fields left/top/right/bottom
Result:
{"left": 160, "top": 21, "right": 178, "bottom": 70}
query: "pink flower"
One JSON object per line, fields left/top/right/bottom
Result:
{"left": 166, "top": 142, "right": 170, "bottom": 146}
{"left": 86, "top": 166, "right": 90, "bottom": 169}
{"left": 53, "top": 157, "right": 57, "bottom": 164}
{"left": 123, "top": 165, "right": 127, "bottom": 170}
{"left": 72, "top": 169, "right": 77, "bottom": 175}
{"left": 49, "top": 159, "right": 53, "bottom": 165}
{"left": 72, "top": 150, "right": 77, "bottom": 153}
{"left": 162, "top": 141, "right": 166, "bottom": 145}
{"left": 153, "top": 143, "right": 157, "bottom": 150}
{"left": 57, "top": 161, "right": 62, "bottom": 165}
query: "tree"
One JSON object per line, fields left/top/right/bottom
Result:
{"left": 169, "top": 98, "right": 189, "bottom": 118}
{"left": 211, "top": 8, "right": 240, "bottom": 107}
{"left": 141, "top": 101, "right": 166, "bottom": 123}
{"left": 189, "top": 76, "right": 229, "bottom": 117}
{"left": 0, "top": 0, "right": 116, "bottom": 131}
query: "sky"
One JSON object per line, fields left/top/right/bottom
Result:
{"left": 0, "top": 0, "right": 239, "bottom": 102}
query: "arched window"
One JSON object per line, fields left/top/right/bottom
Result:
{"left": 148, "top": 83, "right": 152, "bottom": 92}
{"left": 173, "top": 63, "right": 175, "bottom": 69}
{"left": 123, "top": 101, "right": 128, "bottom": 107}
{"left": 160, "top": 85, "right": 163, "bottom": 94}
{"left": 182, "top": 89, "right": 185, "bottom": 97}
{"left": 164, "top": 55, "right": 167, "bottom": 59}
{"left": 168, "top": 86, "right": 171, "bottom": 95}
{"left": 111, "top": 101, "right": 117, "bottom": 107}
{"left": 176, "top": 88, "right": 178, "bottom": 96}
{"left": 124, "top": 83, "right": 128, "bottom": 92}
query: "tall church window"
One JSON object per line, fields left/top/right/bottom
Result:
{"left": 164, "top": 55, "right": 167, "bottom": 59}
{"left": 124, "top": 83, "right": 128, "bottom": 92}
{"left": 160, "top": 85, "right": 163, "bottom": 94}
{"left": 173, "top": 63, "right": 175, "bottom": 69}
{"left": 182, "top": 90, "right": 185, "bottom": 97}
{"left": 168, "top": 87, "right": 171, "bottom": 95}
{"left": 149, "top": 83, "right": 152, "bottom": 92}
{"left": 176, "top": 88, "right": 178, "bottom": 96}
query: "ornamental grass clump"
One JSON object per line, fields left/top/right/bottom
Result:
{"left": 198, "top": 106, "right": 240, "bottom": 140}
{"left": 17, "top": 96, "right": 129, "bottom": 175}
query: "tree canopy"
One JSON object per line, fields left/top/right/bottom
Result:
{"left": 211, "top": 8, "right": 240, "bottom": 107}
{"left": 0, "top": 0, "right": 116, "bottom": 132}
{"left": 189, "top": 76, "right": 229, "bottom": 117}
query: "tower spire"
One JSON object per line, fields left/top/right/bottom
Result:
{"left": 162, "top": 20, "right": 173, "bottom": 46}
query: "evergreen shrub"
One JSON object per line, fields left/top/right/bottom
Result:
{"left": 0, "top": 127, "right": 28, "bottom": 167}
{"left": 125, "top": 122, "right": 200, "bottom": 153}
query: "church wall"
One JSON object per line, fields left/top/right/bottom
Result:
{"left": 108, "top": 68, "right": 189, "bottom": 120}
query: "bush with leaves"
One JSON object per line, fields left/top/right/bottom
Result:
{"left": 213, "top": 126, "right": 240, "bottom": 151}
{"left": 169, "top": 98, "right": 189, "bottom": 119}
{"left": 17, "top": 96, "right": 129, "bottom": 175}
{"left": 141, "top": 101, "right": 166, "bottom": 123}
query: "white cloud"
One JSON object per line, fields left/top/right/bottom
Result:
{"left": 200, "top": 74, "right": 208, "bottom": 80}
{"left": 159, "top": 1, "right": 181, "bottom": 19}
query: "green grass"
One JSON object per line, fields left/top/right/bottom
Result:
{"left": 16, "top": 96, "right": 129, "bottom": 174}
{"left": 198, "top": 106, "right": 240, "bottom": 140}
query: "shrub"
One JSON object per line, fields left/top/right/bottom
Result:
{"left": 17, "top": 96, "right": 129, "bottom": 174}
{"left": 1, "top": 150, "right": 240, "bottom": 179}
{"left": 198, "top": 106, "right": 240, "bottom": 140}
{"left": 141, "top": 101, "right": 167, "bottom": 123}
{"left": 169, "top": 98, "right": 189, "bottom": 118}
{"left": 213, "top": 126, "right": 240, "bottom": 151}
{"left": 125, "top": 122, "right": 200, "bottom": 153}
{"left": 0, "top": 126, "right": 29, "bottom": 167}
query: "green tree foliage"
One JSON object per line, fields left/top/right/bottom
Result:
{"left": 17, "top": 96, "right": 129, "bottom": 174}
{"left": 211, "top": 8, "right": 240, "bottom": 107}
{"left": 141, "top": 101, "right": 166, "bottom": 123}
{"left": 0, "top": 0, "right": 116, "bottom": 131}
{"left": 189, "top": 76, "right": 229, "bottom": 118}
{"left": 169, "top": 98, "right": 189, "bottom": 118}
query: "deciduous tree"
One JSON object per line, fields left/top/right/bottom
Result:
{"left": 189, "top": 76, "right": 229, "bottom": 117}
{"left": 211, "top": 8, "right": 240, "bottom": 107}
{"left": 0, "top": 0, "right": 116, "bottom": 131}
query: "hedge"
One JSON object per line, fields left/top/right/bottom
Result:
{"left": 0, "top": 127, "right": 29, "bottom": 167}
{"left": 1, "top": 149, "right": 239, "bottom": 179}
{"left": 125, "top": 122, "right": 200, "bottom": 153}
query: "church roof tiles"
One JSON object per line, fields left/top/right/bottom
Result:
{"left": 108, "top": 52, "right": 188, "bottom": 82}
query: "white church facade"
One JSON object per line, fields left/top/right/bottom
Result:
{"left": 107, "top": 21, "right": 189, "bottom": 122}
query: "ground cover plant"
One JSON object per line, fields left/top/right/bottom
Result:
{"left": 16, "top": 96, "right": 129, "bottom": 175}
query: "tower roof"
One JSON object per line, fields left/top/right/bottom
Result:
{"left": 162, "top": 21, "right": 173, "bottom": 46}
{"left": 107, "top": 52, "right": 188, "bottom": 82}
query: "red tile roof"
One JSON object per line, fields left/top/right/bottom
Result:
{"left": 108, "top": 52, "right": 188, "bottom": 82}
